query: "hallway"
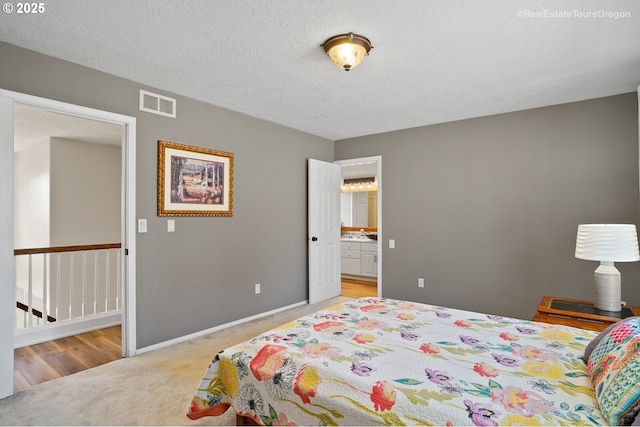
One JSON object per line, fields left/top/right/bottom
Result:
{"left": 13, "top": 279, "right": 376, "bottom": 393}
{"left": 13, "top": 325, "right": 121, "bottom": 392}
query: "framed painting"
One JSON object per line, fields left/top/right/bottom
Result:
{"left": 157, "top": 140, "right": 234, "bottom": 216}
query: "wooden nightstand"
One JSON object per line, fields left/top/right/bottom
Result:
{"left": 532, "top": 295, "right": 640, "bottom": 332}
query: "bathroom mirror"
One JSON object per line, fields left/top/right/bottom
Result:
{"left": 341, "top": 191, "right": 377, "bottom": 228}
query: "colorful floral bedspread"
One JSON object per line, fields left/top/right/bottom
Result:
{"left": 187, "top": 297, "right": 603, "bottom": 425}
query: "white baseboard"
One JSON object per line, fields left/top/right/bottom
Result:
{"left": 14, "top": 311, "right": 122, "bottom": 348}
{"left": 135, "top": 300, "right": 308, "bottom": 355}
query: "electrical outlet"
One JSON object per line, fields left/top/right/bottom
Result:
{"left": 255, "top": 283, "right": 261, "bottom": 294}
{"left": 418, "top": 278, "right": 424, "bottom": 288}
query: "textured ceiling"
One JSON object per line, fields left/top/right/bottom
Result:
{"left": 14, "top": 104, "right": 123, "bottom": 152}
{"left": 1, "top": 0, "right": 639, "bottom": 141}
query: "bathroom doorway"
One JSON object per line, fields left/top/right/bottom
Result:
{"left": 335, "top": 156, "right": 381, "bottom": 298}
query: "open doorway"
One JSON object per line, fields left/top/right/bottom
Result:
{"left": 335, "top": 156, "right": 382, "bottom": 298}
{"left": 0, "top": 89, "right": 137, "bottom": 398}
{"left": 13, "top": 104, "right": 123, "bottom": 391}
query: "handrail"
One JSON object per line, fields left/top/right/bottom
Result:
{"left": 14, "top": 243, "right": 121, "bottom": 256}
{"left": 16, "top": 301, "right": 57, "bottom": 323}
{"left": 14, "top": 242, "right": 122, "bottom": 333}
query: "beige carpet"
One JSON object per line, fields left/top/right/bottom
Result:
{"left": 0, "top": 296, "right": 352, "bottom": 426}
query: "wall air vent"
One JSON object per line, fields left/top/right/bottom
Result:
{"left": 139, "top": 90, "right": 176, "bottom": 118}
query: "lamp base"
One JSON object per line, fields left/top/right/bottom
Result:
{"left": 594, "top": 262, "right": 622, "bottom": 312}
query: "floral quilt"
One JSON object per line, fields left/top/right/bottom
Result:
{"left": 187, "top": 297, "right": 603, "bottom": 425}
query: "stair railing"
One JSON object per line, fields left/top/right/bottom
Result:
{"left": 14, "top": 243, "right": 122, "bottom": 332}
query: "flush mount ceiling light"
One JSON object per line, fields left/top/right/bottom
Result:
{"left": 322, "top": 32, "right": 372, "bottom": 71}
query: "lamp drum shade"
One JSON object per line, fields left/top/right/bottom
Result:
{"left": 575, "top": 224, "right": 639, "bottom": 311}
{"left": 575, "top": 224, "right": 640, "bottom": 262}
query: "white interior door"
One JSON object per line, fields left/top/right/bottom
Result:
{"left": 0, "top": 96, "right": 15, "bottom": 399}
{"left": 308, "top": 159, "right": 341, "bottom": 304}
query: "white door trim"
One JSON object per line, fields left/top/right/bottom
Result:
{"left": 334, "top": 156, "right": 382, "bottom": 297}
{"left": 0, "top": 89, "right": 137, "bottom": 363}
{"left": 0, "top": 96, "right": 15, "bottom": 398}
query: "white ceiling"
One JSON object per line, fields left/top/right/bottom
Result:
{"left": 13, "top": 104, "right": 123, "bottom": 152}
{"left": 342, "top": 161, "right": 377, "bottom": 180}
{"left": 1, "top": 0, "right": 639, "bottom": 141}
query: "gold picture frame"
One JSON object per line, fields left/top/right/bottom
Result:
{"left": 157, "top": 140, "right": 233, "bottom": 217}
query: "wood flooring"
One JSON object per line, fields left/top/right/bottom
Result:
{"left": 341, "top": 277, "right": 377, "bottom": 298}
{"left": 13, "top": 279, "right": 375, "bottom": 393}
{"left": 13, "top": 325, "right": 122, "bottom": 393}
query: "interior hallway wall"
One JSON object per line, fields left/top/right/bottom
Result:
{"left": 14, "top": 141, "right": 50, "bottom": 249}
{"left": 49, "top": 137, "right": 121, "bottom": 246}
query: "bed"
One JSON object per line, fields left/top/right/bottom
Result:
{"left": 187, "top": 297, "right": 640, "bottom": 425}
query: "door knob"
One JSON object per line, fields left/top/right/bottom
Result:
{"left": 311, "top": 236, "right": 318, "bottom": 242}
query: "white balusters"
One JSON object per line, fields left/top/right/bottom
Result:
{"left": 14, "top": 244, "right": 122, "bottom": 336}
{"left": 27, "top": 255, "right": 33, "bottom": 329}
{"left": 43, "top": 254, "right": 49, "bottom": 326}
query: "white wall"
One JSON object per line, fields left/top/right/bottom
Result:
{"left": 14, "top": 141, "right": 50, "bottom": 249}
{"left": 49, "top": 138, "right": 121, "bottom": 246}
{"left": 14, "top": 142, "right": 50, "bottom": 305}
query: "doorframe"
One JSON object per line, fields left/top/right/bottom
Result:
{"left": 0, "top": 96, "right": 14, "bottom": 399}
{"left": 0, "top": 90, "right": 137, "bottom": 371}
{"left": 334, "top": 156, "right": 382, "bottom": 297}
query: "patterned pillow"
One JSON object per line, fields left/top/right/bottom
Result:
{"left": 584, "top": 321, "right": 620, "bottom": 361}
{"left": 588, "top": 317, "right": 640, "bottom": 425}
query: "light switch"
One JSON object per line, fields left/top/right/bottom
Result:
{"left": 138, "top": 219, "right": 147, "bottom": 233}
{"left": 389, "top": 239, "right": 395, "bottom": 249}
{"left": 167, "top": 219, "right": 175, "bottom": 232}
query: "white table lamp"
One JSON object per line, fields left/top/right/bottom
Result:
{"left": 575, "top": 224, "right": 639, "bottom": 312}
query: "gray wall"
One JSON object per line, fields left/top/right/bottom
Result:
{"left": 336, "top": 94, "right": 640, "bottom": 319}
{"left": 0, "top": 42, "right": 333, "bottom": 348}
{"left": 2, "top": 40, "right": 639, "bottom": 347}
{"left": 50, "top": 138, "right": 121, "bottom": 246}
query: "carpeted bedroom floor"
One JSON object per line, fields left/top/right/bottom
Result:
{"left": 0, "top": 296, "right": 351, "bottom": 426}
